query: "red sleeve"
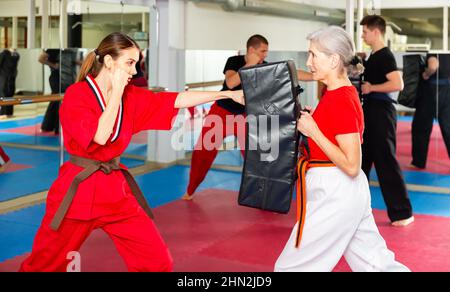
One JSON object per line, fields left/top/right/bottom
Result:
{"left": 331, "top": 93, "right": 361, "bottom": 136}
{"left": 60, "top": 84, "right": 101, "bottom": 152}
{"left": 129, "top": 86, "right": 180, "bottom": 133}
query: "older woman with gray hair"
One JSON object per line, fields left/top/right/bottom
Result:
{"left": 274, "top": 26, "right": 409, "bottom": 272}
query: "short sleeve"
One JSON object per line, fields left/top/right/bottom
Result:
{"left": 60, "top": 84, "right": 101, "bottom": 152}
{"left": 223, "top": 57, "right": 238, "bottom": 74}
{"left": 331, "top": 95, "right": 361, "bottom": 136}
{"left": 129, "top": 86, "right": 180, "bottom": 133}
{"left": 382, "top": 52, "right": 398, "bottom": 76}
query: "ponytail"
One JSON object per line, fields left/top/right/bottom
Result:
{"left": 76, "top": 51, "right": 99, "bottom": 82}
{"left": 348, "top": 55, "right": 365, "bottom": 78}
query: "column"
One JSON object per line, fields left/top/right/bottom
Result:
{"left": 147, "top": 0, "right": 186, "bottom": 163}
{"left": 12, "top": 17, "right": 18, "bottom": 48}
{"left": 356, "top": 0, "right": 364, "bottom": 52}
{"left": 27, "top": 0, "right": 36, "bottom": 48}
{"left": 444, "top": 6, "right": 448, "bottom": 51}
{"left": 346, "top": 0, "right": 355, "bottom": 41}
{"left": 41, "top": 0, "right": 49, "bottom": 48}
{"left": 59, "top": 0, "right": 67, "bottom": 48}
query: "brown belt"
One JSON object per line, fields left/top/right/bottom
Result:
{"left": 295, "top": 156, "right": 335, "bottom": 248}
{"left": 49, "top": 155, "right": 154, "bottom": 231}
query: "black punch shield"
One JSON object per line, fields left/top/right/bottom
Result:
{"left": 238, "top": 60, "right": 303, "bottom": 213}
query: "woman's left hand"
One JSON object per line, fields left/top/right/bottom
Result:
{"left": 297, "top": 111, "right": 319, "bottom": 137}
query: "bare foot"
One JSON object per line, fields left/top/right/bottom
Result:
{"left": 391, "top": 216, "right": 415, "bottom": 227}
{"left": 407, "top": 163, "right": 424, "bottom": 170}
{"left": 181, "top": 192, "right": 193, "bottom": 201}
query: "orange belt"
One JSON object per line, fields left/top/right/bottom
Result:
{"left": 295, "top": 156, "right": 335, "bottom": 248}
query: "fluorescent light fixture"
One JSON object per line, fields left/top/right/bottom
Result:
{"left": 315, "top": 10, "right": 330, "bottom": 17}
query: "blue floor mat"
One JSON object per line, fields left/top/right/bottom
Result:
{"left": 214, "top": 150, "right": 243, "bottom": 166}
{"left": 0, "top": 204, "right": 45, "bottom": 262}
{"left": 0, "top": 132, "right": 60, "bottom": 146}
{"left": 124, "top": 143, "right": 147, "bottom": 157}
{"left": 369, "top": 169, "right": 450, "bottom": 188}
{"left": 0, "top": 147, "right": 145, "bottom": 202}
{"left": 0, "top": 116, "right": 44, "bottom": 130}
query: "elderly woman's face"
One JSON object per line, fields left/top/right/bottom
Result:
{"left": 306, "top": 41, "right": 335, "bottom": 81}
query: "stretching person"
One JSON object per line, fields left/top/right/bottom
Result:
{"left": 181, "top": 35, "right": 269, "bottom": 200}
{"left": 274, "top": 26, "right": 409, "bottom": 272}
{"left": 20, "top": 32, "right": 243, "bottom": 272}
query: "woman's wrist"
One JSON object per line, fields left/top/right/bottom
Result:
{"left": 309, "top": 126, "right": 321, "bottom": 143}
{"left": 214, "top": 91, "right": 227, "bottom": 101}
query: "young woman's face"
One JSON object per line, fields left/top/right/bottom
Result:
{"left": 111, "top": 47, "right": 140, "bottom": 81}
{"left": 306, "top": 41, "right": 335, "bottom": 81}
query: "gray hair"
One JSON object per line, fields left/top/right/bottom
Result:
{"left": 307, "top": 26, "right": 364, "bottom": 77}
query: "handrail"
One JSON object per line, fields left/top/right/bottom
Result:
{"left": 185, "top": 80, "right": 223, "bottom": 90}
{"left": 0, "top": 94, "right": 63, "bottom": 106}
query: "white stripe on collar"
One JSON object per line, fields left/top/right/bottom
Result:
{"left": 86, "top": 75, "right": 123, "bottom": 143}
{"left": 86, "top": 75, "right": 106, "bottom": 111}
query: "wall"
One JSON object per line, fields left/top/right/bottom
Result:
{"left": 184, "top": 2, "right": 328, "bottom": 51}
{"left": 81, "top": 13, "right": 147, "bottom": 48}
{"left": 14, "top": 49, "right": 44, "bottom": 93}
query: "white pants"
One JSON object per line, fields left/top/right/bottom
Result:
{"left": 274, "top": 167, "right": 410, "bottom": 272}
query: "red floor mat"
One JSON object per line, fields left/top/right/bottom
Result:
{"left": 397, "top": 121, "right": 449, "bottom": 174}
{"left": 1, "top": 189, "right": 450, "bottom": 272}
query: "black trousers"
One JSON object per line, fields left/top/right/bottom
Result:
{"left": 411, "top": 82, "right": 450, "bottom": 168}
{"left": 0, "top": 105, "right": 13, "bottom": 116}
{"left": 41, "top": 75, "right": 60, "bottom": 134}
{"left": 362, "top": 98, "right": 413, "bottom": 222}
{"left": 0, "top": 75, "right": 14, "bottom": 116}
{"left": 41, "top": 101, "right": 60, "bottom": 134}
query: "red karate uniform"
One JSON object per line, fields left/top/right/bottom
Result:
{"left": 20, "top": 75, "right": 179, "bottom": 272}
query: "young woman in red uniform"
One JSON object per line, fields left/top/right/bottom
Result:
{"left": 20, "top": 32, "right": 243, "bottom": 272}
{"left": 274, "top": 26, "right": 408, "bottom": 272}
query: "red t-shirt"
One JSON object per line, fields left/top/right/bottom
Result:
{"left": 307, "top": 86, "right": 364, "bottom": 161}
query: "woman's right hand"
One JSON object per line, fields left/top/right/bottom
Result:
{"left": 297, "top": 110, "right": 319, "bottom": 138}
{"left": 110, "top": 67, "right": 131, "bottom": 93}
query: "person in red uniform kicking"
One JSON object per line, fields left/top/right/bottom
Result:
{"left": 181, "top": 35, "right": 268, "bottom": 201}
{"left": 19, "top": 32, "right": 243, "bottom": 272}
{"left": 182, "top": 35, "right": 313, "bottom": 200}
